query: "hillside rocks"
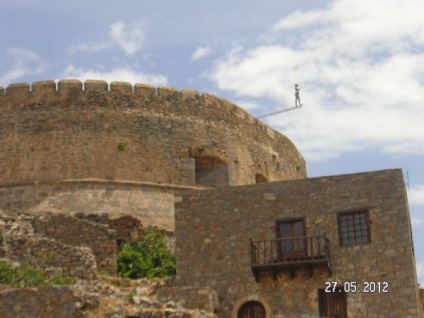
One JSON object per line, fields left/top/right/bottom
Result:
{"left": 0, "top": 277, "right": 218, "bottom": 318}
{"left": 0, "top": 213, "right": 218, "bottom": 317}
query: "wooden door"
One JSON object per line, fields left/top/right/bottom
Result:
{"left": 277, "top": 219, "right": 306, "bottom": 258}
{"left": 238, "top": 301, "right": 266, "bottom": 318}
{"left": 318, "top": 288, "right": 348, "bottom": 318}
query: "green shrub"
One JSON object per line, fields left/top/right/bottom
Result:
{"left": 117, "top": 228, "right": 176, "bottom": 279}
{"left": 117, "top": 141, "right": 127, "bottom": 151}
{"left": 0, "top": 261, "right": 13, "bottom": 285}
{"left": 47, "top": 274, "right": 75, "bottom": 286}
{"left": 12, "top": 262, "right": 46, "bottom": 288}
{"left": 0, "top": 261, "right": 75, "bottom": 288}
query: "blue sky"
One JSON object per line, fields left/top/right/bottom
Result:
{"left": 1, "top": 0, "right": 424, "bottom": 283}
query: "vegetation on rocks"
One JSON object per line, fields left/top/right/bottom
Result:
{"left": 117, "top": 228, "right": 176, "bottom": 279}
{"left": 0, "top": 261, "right": 75, "bottom": 288}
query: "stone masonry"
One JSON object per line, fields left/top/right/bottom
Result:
{"left": 0, "top": 80, "right": 305, "bottom": 187}
{"left": 175, "top": 169, "right": 422, "bottom": 317}
{"left": 0, "top": 79, "right": 422, "bottom": 317}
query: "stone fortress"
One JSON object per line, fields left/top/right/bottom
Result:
{"left": 0, "top": 79, "right": 305, "bottom": 229}
{"left": 0, "top": 80, "right": 422, "bottom": 317}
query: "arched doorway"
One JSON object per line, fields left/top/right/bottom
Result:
{"left": 237, "top": 301, "right": 266, "bottom": 318}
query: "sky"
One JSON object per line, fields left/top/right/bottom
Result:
{"left": 1, "top": 0, "right": 424, "bottom": 283}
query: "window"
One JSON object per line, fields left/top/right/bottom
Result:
{"left": 338, "top": 210, "right": 370, "bottom": 245}
{"left": 238, "top": 301, "right": 266, "bottom": 318}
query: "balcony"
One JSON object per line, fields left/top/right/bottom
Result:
{"left": 250, "top": 235, "right": 331, "bottom": 281}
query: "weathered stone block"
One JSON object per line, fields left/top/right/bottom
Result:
{"left": 110, "top": 81, "right": 133, "bottom": 94}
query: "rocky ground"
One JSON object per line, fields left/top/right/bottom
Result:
{"left": 0, "top": 214, "right": 219, "bottom": 317}
{"left": 73, "top": 276, "right": 217, "bottom": 318}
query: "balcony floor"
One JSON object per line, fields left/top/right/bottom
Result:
{"left": 251, "top": 256, "right": 331, "bottom": 281}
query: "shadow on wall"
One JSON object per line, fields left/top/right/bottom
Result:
{"left": 194, "top": 156, "right": 229, "bottom": 188}
{"left": 109, "top": 215, "right": 144, "bottom": 250}
{"left": 188, "top": 146, "right": 231, "bottom": 188}
{"left": 255, "top": 174, "right": 269, "bottom": 184}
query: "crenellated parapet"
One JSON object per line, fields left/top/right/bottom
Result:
{"left": 1, "top": 79, "right": 246, "bottom": 113}
{"left": 2, "top": 79, "right": 275, "bottom": 129}
{"left": 0, "top": 79, "right": 306, "bottom": 186}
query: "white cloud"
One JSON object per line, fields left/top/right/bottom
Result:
{"left": 191, "top": 46, "right": 212, "bottom": 60}
{"left": 0, "top": 48, "right": 47, "bottom": 86}
{"left": 68, "top": 21, "right": 145, "bottom": 56}
{"left": 109, "top": 21, "right": 145, "bottom": 56}
{"left": 409, "top": 185, "right": 424, "bottom": 208}
{"left": 67, "top": 43, "right": 110, "bottom": 55}
{"left": 61, "top": 65, "right": 167, "bottom": 87}
{"left": 209, "top": 0, "right": 424, "bottom": 161}
{"left": 232, "top": 100, "right": 262, "bottom": 111}
{"left": 272, "top": 10, "right": 329, "bottom": 31}
{"left": 407, "top": 186, "right": 424, "bottom": 230}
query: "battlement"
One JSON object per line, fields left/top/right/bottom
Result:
{"left": 0, "top": 79, "right": 248, "bottom": 120}
{"left": 0, "top": 79, "right": 300, "bottom": 154}
{"left": 1, "top": 80, "right": 194, "bottom": 98}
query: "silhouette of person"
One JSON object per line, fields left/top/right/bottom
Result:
{"left": 295, "top": 84, "right": 302, "bottom": 106}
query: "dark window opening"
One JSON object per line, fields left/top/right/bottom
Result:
{"left": 255, "top": 173, "right": 268, "bottom": 183}
{"left": 194, "top": 156, "right": 229, "bottom": 187}
{"left": 338, "top": 210, "right": 370, "bottom": 245}
{"left": 318, "top": 288, "right": 348, "bottom": 318}
{"left": 238, "top": 301, "right": 266, "bottom": 318}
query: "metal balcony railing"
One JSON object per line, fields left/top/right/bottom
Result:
{"left": 250, "top": 235, "right": 331, "bottom": 280}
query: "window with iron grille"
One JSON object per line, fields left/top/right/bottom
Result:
{"left": 338, "top": 210, "right": 370, "bottom": 245}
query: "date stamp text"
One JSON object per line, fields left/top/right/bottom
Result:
{"left": 324, "top": 281, "right": 389, "bottom": 293}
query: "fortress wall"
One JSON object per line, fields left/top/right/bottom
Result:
{"left": 0, "top": 80, "right": 306, "bottom": 186}
{"left": 0, "top": 180, "right": 184, "bottom": 231}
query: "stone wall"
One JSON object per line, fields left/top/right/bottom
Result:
{"left": 156, "top": 285, "right": 220, "bottom": 314}
{"left": 0, "top": 278, "right": 220, "bottom": 318}
{"left": 5, "top": 228, "right": 98, "bottom": 280}
{"left": 0, "top": 286, "right": 88, "bottom": 318}
{"left": 32, "top": 214, "right": 116, "bottom": 275}
{"left": 175, "top": 169, "right": 422, "bottom": 317}
{"left": 0, "top": 80, "right": 306, "bottom": 187}
{"left": 0, "top": 179, "right": 188, "bottom": 231}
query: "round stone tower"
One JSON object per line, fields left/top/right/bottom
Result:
{"left": 0, "top": 79, "right": 306, "bottom": 230}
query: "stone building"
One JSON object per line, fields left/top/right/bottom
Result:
{"left": 0, "top": 80, "right": 422, "bottom": 317}
{"left": 175, "top": 169, "right": 422, "bottom": 317}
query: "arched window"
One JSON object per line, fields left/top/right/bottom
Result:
{"left": 238, "top": 301, "right": 266, "bottom": 318}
